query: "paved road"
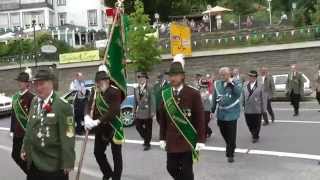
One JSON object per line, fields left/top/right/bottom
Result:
{"left": 0, "top": 102, "right": 320, "bottom": 180}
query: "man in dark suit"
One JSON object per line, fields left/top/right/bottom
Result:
{"left": 84, "top": 71, "right": 123, "bottom": 180}
{"left": 153, "top": 73, "right": 168, "bottom": 124}
{"left": 11, "top": 72, "right": 34, "bottom": 174}
{"left": 159, "top": 57, "right": 206, "bottom": 180}
{"left": 286, "top": 64, "right": 304, "bottom": 116}
{"left": 258, "top": 67, "right": 275, "bottom": 125}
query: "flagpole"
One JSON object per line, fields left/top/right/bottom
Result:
{"left": 75, "top": 1, "right": 125, "bottom": 180}
{"left": 103, "top": 0, "right": 124, "bottom": 65}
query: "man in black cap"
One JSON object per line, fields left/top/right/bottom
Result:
{"left": 134, "top": 72, "right": 155, "bottom": 151}
{"left": 159, "top": 57, "right": 206, "bottom": 180}
{"left": 11, "top": 72, "right": 34, "bottom": 174}
{"left": 84, "top": 71, "right": 123, "bottom": 180}
{"left": 243, "top": 70, "right": 266, "bottom": 143}
{"left": 21, "top": 70, "right": 75, "bottom": 180}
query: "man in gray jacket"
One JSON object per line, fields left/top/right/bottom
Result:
{"left": 134, "top": 72, "right": 155, "bottom": 151}
{"left": 243, "top": 70, "right": 266, "bottom": 143}
{"left": 258, "top": 67, "right": 275, "bottom": 125}
{"left": 286, "top": 64, "right": 304, "bottom": 116}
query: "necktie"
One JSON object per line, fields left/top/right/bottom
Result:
{"left": 174, "top": 90, "right": 179, "bottom": 97}
{"left": 39, "top": 99, "right": 44, "bottom": 114}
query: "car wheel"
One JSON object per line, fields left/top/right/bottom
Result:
{"left": 121, "top": 107, "right": 134, "bottom": 127}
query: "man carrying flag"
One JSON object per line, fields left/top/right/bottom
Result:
{"left": 159, "top": 55, "right": 206, "bottom": 180}
{"left": 11, "top": 72, "right": 34, "bottom": 174}
{"left": 85, "top": 71, "right": 123, "bottom": 180}
{"left": 83, "top": 3, "right": 127, "bottom": 179}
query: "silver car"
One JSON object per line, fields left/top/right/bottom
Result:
{"left": 0, "top": 93, "right": 12, "bottom": 116}
{"left": 272, "top": 73, "right": 313, "bottom": 99}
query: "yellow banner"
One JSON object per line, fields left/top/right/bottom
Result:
{"left": 59, "top": 50, "right": 100, "bottom": 64}
{"left": 170, "top": 23, "right": 192, "bottom": 57}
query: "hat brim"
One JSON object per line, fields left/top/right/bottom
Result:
{"left": 165, "top": 71, "right": 185, "bottom": 75}
{"left": 247, "top": 73, "right": 258, "bottom": 77}
{"left": 32, "top": 77, "right": 53, "bottom": 81}
{"left": 15, "top": 78, "right": 29, "bottom": 82}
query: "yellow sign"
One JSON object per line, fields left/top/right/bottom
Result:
{"left": 59, "top": 50, "right": 100, "bottom": 64}
{"left": 170, "top": 23, "right": 192, "bottom": 57}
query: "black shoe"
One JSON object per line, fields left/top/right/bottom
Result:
{"left": 227, "top": 157, "right": 234, "bottom": 163}
{"left": 143, "top": 145, "right": 151, "bottom": 151}
{"left": 263, "top": 122, "right": 269, "bottom": 126}
{"left": 293, "top": 113, "right": 298, "bottom": 116}
{"left": 252, "top": 138, "right": 259, "bottom": 143}
{"left": 271, "top": 118, "right": 275, "bottom": 123}
{"left": 103, "top": 176, "right": 110, "bottom": 180}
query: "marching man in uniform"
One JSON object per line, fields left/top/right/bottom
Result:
{"left": 21, "top": 70, "right": 75, "bottom": 180}
{"left": 11, "top": 72, "right": 34, "bottom": 174}
{"left": 84, "top": 71, "right": 124, "bottom": 180}
{"left": 159, "top": 55, "right": 206, "bottom": 180}
{"left": 211, "top": 67, "right": 242, "bottom": 163}
{"left": 134, "top": 72, "right": 155, "bottom": 151}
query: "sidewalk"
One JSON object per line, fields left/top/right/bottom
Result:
{"left": 1, "top": 40, "right": 320, "bottom": 71}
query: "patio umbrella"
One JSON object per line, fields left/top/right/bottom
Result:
{"left": 202, "top": 6, "right": 233, "bottom": 32}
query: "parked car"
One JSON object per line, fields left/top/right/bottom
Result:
{"left": 0, "top": 93, "right": 12, "bottom": 116}
{"left": 62, "top": 81, "right": 137, "bottom": 127}
{"left": 272, "top": 73, "right": 313, "bottom": 99}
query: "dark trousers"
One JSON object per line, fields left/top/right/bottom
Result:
{"left": 204, "top": 111, "right": 212, "bottom": 137}
{"left": 217, "top": 120, "right": 237, "bottom": 158}
{"left": 262, "top": 99, "right": 275, "bottom": 123}
{"left": 167, "top": 152, "right": 194, "bottom": 180}
{"left": 245, "top": 114, "right": 262, "bottom": 139}
{"left": 94, "top": 133, "right": 123, "bottom": 180}
{"left": 316, "top": 91, "right": 320, "bottom": 104}
{"left": 27, "top": 164, "right": 68, "bottom": 180}
{"left": 12, "top": 136, "right": 28, "bottom": 174}
{"left": 290, "top": 92, "right": 301, "bottom": 114}
{"left": 74, "top": 98, "right": 86, "bottom": 134}
{"left": 156, "top": 110, "right": 161, "bottom": 124}
{"left": 135, "top": 118, "right": 153, "bottom": 146}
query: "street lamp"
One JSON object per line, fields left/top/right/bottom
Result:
{"left": 267, "top": 0, "right": 272, "bottom": 26}
{"left": 32, "top": 19, "right": 38, "bottom": 68}
{"left": 154, "top": 13, "right": 160, "bottom": 30}
{"left": 292, "top": 2, "right": 297, "bottom": 20}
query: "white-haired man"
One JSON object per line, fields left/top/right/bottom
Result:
{"left": 211, "top": 67, "right": 242, "bottom": 163}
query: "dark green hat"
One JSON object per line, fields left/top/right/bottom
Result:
{"left": 137, "top": 72, "right": 149, "bottom": 79}
{"left": 166, "top": 62, "right": 185, "bottom": 75}
{"left": 15, "top": 72, "right": 30, "bottom": 82}
{"left": 95, "top": 71, "right": 110, "bottom": 82}
{"left": 248, "top": 70, "right": 258, "bottom": 77}
{"left": 32, "top": 70, "right": 55, "bottom": 81}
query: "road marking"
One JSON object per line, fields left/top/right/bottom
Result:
{"left": 1, "top": 128, "right": 320, "bottom": 164}
{"left": 275, "top": 120, "right": 320, "bottom": 124}
{"left": 0, "top": 127, "right": 10, "bottom": 131}
{"left": 274, "top": 108, "right": 320, "bottom": 111}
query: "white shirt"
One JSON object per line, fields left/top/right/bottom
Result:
{"left": 38, "top": 90, "right": 54, "bottom": 112}
{"left": 173, "top": 84, "right": 184, "bottom": 96}
{"left": 250, "top": 81, "right": 257, "bottom": 90}
{"left": 261, "top": 76, "right": 266, "bottom": 84}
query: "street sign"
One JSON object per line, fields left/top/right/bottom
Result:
{"left": 170, "top": 23, "right": 192, "bottom": 57}
{"left": 95, "top": 39, "right": 108, "bottom": 48}
{"left": 41, "top": 45, "right": 57, "bottom": 54}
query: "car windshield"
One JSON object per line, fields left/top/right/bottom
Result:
{"left": 275, "top": 76, "right": 287, "bottom": 85}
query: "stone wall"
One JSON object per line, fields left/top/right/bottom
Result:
{"left": 1, "top": 46, "right": 320, "bottom": 96}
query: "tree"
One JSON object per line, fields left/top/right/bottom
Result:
{"left": 127, "top": 0, "right": 161, "bottom": 73}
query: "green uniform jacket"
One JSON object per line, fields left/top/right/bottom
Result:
{"left": 22, "top": 93, "right": 75, "bottom": 172}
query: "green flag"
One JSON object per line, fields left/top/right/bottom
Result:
{"left": 106, "top": 17, "right": 128, "bottom": 99}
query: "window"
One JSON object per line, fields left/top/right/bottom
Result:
{"left": 57, "top": 0, "right": 66, "bottom": 6}
{"left": 275, "top": 76, "right": 287, "bottom": 85}
{"left": 87, "top": 10, "right": 97, "bottom": 26}
{"left": 58, "top": 12, "right": 67, "bottom": 26}
{"left": 10, "top": 13, "right": 20, "bottom": 27}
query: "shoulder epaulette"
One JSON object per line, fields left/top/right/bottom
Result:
{"left": 186, "top": 84, "right": 200, "bottom": 91}
{"left": 111, "top": 85, "right": 119, "bottom": 90}
{"left": 60, "top": 97, "right": 69, "bottom": 104}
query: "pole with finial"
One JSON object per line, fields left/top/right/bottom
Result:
{"left": 74, "top": 1, "right": 125, "bottom": 180}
